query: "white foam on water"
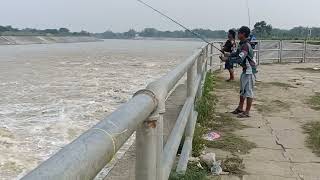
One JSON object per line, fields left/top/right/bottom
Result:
{"left": 0, "top": 39, "right": 203, "bottom": 179}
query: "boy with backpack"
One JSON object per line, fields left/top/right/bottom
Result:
{"left": 221, "top": 26, "right": 256, "bottom": 118}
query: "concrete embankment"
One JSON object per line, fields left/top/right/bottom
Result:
{"left": 0, "top": 36, "right": 101, "bottom": 45}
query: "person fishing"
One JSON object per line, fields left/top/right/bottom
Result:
{"left": 222, "top": 30, "right": 237, "bottom": 81}
{"left": 221, "top": 26, "right": 255, "bottom": 118}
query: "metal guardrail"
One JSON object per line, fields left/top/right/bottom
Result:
{"left": 21, "top": 39, "right": 320, "bottom": 180}
{"left": 22, "top": 43, "right": 221, "bottom": 180}
{"left": 212, "top": 40, "right": 320, "bottom": 64}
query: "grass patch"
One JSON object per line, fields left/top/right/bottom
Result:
{"left": 307, "top": 93, "right": 320, "bottom": 110}
{"left": 193, "top": 73, "right": 256, "bottom": 156}
{"left": 182, "top": 72, "right": 257, "bottom": 178}
{"left": 222, "top": 156, "right": 246, "bottom": 175}
{"left": 257, "top": 81, "right": 296, "bottom": 89}
{"left": 294, "top": 67, "right": 320, "bottom": 73}
{"left": 212, "top": 74, "right": 239, "bottom": 91}
{"left": 205, "top": 133, "right": 256, "bottom": 154}
{"left": 308, "top": 41, "right": 320, "bottom": 45}
{"left": 302, "top": 122, "right": 320, "bottom": 156}
{"left": 169, "top": 163, "right": 209, "bottom": 180}
{"left": 255, "top": 100, "right": 291, "bottom": 114}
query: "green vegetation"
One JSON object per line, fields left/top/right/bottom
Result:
{"left": 255, "top": 100, "right": 291, "bottom": 114}
{"left": 3, "top": 21, "right": 320, "bottom": 40}
{"left": 257, "top": 81, "right": 296, "bottom": 89}
{"left": 96, "top": 21, "right": 320, "bottom": 40}
{"left": 302, "top": 122, "right": 320, "bottom": 156}
{"left": 221, "top": 156, "right": 246, "bottom": 175}
{"left": 308, "top": 41, "right": 320, "bottom": 45}
{"left": 206, "top": 133, "right": 256, "bottom": 154}
{"left": 294, "top": 68, "right": 320, "bottom": 73}
{"left": 171, "top": 73, "right": 254, "bottom": 179}
{"left": 169, "top": 163, "right": 209, "bottom": 180}
{"left": 193, "top": 73, "right": 256, "bottom": 155}
{"left": 0, "top": 25, "right": 91, "bottom": 36}
{"left": 307, "top": 93, "right": 320, "bottom": 110}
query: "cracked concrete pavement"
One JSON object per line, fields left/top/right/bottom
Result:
{"left": 215, "top": 63, "right": 320, "bottom": 180}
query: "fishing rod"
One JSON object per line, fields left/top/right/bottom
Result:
{"left": 137, "top": 0, "right": 224, "bottom": 53}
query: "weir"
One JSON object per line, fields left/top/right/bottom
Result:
{"left": 21, "top": 40, "right": 320, "bottom": 180}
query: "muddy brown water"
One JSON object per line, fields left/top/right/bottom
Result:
{"left": 0, "top": 39, "right": 203, "bottom": 179}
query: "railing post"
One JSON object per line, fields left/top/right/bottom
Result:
{"left": 156, "top": 113, "right": 164, "bottom": 180}
{"left": 176, "top": 59, "right": 197, "bottom": 174}
{"left": 197, "top": 51, "right": 203, "bottom": 75}
{"left": 303, "top": 40, "right": 307, "bottom": 63}
{"left": 257, "top": 40, "right": 261, "bottom": 65}
{"left": 136, "top": 114, "right": 158, "bottom": 180}
{"left": 220, "top": 43, "right": 224, "bottom": 71}
{"left": 205, "top": 45, "right": 208, "bottom": 72}
{"left": 279, "top": 40, "right": 283, "bottom": 63}
{"left": 210, "top": 43, "right": 213, "bottom": 72}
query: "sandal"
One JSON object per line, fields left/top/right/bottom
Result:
{"left": 231, "top": 108, "right": 244, "bottom": 114}
{"left": 237, "top": 112, "right": 251, "bottom": 118}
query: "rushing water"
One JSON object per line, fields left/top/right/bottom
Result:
{"left": 0, "top": 39, "right": 203, "bottom": 179}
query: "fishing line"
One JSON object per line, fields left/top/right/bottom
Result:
{"left": 137, "top": 0, "right": 224, "bottom": 53}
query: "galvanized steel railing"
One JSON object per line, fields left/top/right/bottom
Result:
{"left": 22, "top": 43, "right": 221, "bottom": 180}
{"left": 21, "top": 39, "right": 320, "bottom": 180}
{"left": 214, "top": 40, "right": 320, "bottom": 64}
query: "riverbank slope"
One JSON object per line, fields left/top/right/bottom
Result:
{"left": 0, "top": 36, "right": 101, "bottom": 45}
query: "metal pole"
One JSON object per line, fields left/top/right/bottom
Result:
{"left": 279, "top": 40, "right": 283, "bottom": 63}
{"left": 136, "top": 114, "right": 158, "bottom": 180}
{"left": 205, "top": 45, "right": 208, "bottom": 72}
{"left": 257, "top": 40, "right": 261, "bottom": 65}
{"left": 156, "top": 113, "right": 164, "bottom": 180}
{"left": 220, "top": 43, "right": 224, "bottom": 71}
{"left": 210, "top": 44, "right": 213, "bottom": 72}
{"left": 176, "top": 61, "right": 197, "bottom": 174}
{"left": 303, "top": 40, "right": 307, "bottom": 63}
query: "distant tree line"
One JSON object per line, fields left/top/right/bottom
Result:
{"left": 2, "top": 22, "right": 320, "bottom": 40}
{"left": 96, "top": 21, "right": 320, "bottom": 40}
{"left": 252, "top": 21, "right": 320, "bottom": 40}
{"left": 0, "top": 25, "right": 91, "bottom": 36}
{"left": 94, "top": 28, "right": 228, "bottom": 39}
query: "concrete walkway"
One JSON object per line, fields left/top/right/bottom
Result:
{"left": 215, "top": 63, "right": 320, "bottom": 180}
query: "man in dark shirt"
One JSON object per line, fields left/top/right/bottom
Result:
{"left": 222, "top": 29, "right": 236, "bottom": 81}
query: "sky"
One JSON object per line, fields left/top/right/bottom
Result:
{"left": 0, "top": 0, "right": 319, "bottom": 33}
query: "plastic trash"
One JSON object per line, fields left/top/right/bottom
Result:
{"left": 202, "top": 131, "right": 221, "bottom": 141}
{"left": 211, "top": 160, "right": 223, "bottom": 175}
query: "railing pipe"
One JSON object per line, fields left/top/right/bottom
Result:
{"left": 146, "top": 48, "right": 202, "bottom": 112}
{"left": 279, "top": 40, "right": 283, "bottom": 63}
{"left": 22, "top": 93, "right": 157, "bottom": 180}
{"left": 303, "top": 40, "right": 307, "bottom": 63}
{"left": 136, "top": 112, "right": 159, "bottom": 180}
{"left": 210, "top": 44, "right": 213, "bottom": 72}
{"left": 176, "top": 111, "right": 198, "bottom": 173}
{"left": 162, "top": 98, "right": 193, "bottom": 180}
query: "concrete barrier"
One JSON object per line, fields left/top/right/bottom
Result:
{"left": 0, "top": 36, "right": 101, "bottom": 45}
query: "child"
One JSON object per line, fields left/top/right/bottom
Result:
{"left": 222, "top": 30, "right": 237, "bottom": 81}
{"left": 221, "top": 26, "right": 255, "bottom": 118}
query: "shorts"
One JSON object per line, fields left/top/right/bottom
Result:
{"left": 225, "top": 60, "right": 234, "bottom": 70}
{"left": 240, "top": 73, "right": 255, "bottom": 98}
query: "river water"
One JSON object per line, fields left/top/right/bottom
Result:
{"left": 0, "top": 39, "right": 203, "bottom": 179}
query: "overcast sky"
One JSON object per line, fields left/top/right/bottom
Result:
{"left": 0, "top": 0, "right": 318, "bottom": 33}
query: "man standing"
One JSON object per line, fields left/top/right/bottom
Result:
{"left": 222, "top": 30, "right": 237, "bottom": 81}
{"left": 222, "top": 26, "right": 255, "bottom": 118}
